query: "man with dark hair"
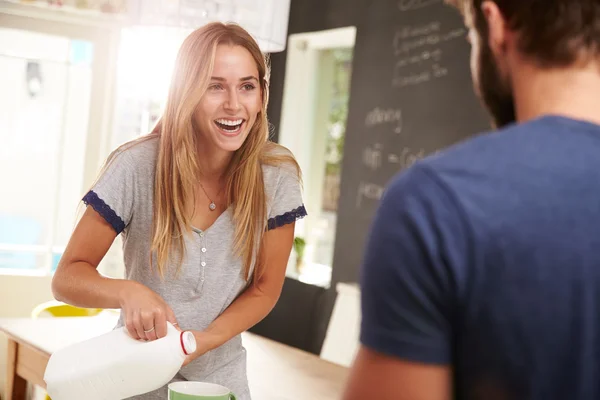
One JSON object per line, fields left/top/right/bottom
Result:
{"left": 342, "top": 1, "right": 600, "bottom": 399}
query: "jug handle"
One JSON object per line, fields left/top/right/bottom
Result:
{"left": 229, "top": 393, "right": 237, "bottom": 400}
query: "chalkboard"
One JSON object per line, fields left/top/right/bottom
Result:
{"left": 331, "top": 0, "right": 490, "bottom": 284}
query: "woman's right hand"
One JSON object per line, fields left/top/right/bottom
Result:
{"left": 118, "top": 281, "right": 179, "bottom": 341}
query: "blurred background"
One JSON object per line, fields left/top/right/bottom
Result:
{"left": 0, "top": 0, "right": 488, "bottom": 398}
{"left": 0, "top": 0, "right": 350, "bottom": 289}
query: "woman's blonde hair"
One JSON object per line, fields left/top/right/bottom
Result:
{"left": 97, "top": 22, "right": 300, "bottom": 282}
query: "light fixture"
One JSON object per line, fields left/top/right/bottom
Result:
{"left": 25, "top": 61, "right": 43, "bottom": 98}
{"left": 126, "top": 0, "right": 291, "bottom": 52}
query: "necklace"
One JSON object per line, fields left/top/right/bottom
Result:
{"left": 199, "top": 182, "right": 218, "bottom": 211}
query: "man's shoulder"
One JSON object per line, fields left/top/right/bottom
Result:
{"left": 422, "top": 116, "right": 578, "bottom": 173}
{"left": 390, "top": 120, "right": 540, "bottom": 193}
{"left": 380, "top": 121, "right": 534, "bottom": 223}
{"left": 426, "top": 122, "right": 526, "bottom": 168}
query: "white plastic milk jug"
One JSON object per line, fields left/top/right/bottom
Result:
{"left": 44, "top": 322, "right": 196, "bottom": 400}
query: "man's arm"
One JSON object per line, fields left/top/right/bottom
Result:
{"left": 343, "top": 346, "right": 451, "bottom": 400}
{"left": 343, "top": 164, "right": 469, "bottom": 400}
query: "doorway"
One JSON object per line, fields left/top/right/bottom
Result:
{"left": 278, "top": 26, "right": 356, "bottom": 288}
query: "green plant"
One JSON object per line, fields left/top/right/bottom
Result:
{"left": 324, "top": 48, "right": 353, "bottom": 176}
{"left": 293, "top": 237, "right": 306, "bottom": 271}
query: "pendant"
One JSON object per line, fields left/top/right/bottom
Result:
{"left": 209, "top": 202, "right": 216, "bottom": 211}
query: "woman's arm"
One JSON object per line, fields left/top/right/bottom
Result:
{"left": 52, "top": 206, "right": 178, "bottom": 340}
{"left": 52, "top": 206, "right": 127, "bottom": 308}
{"left": 185, "top": 221, "right": 295, "bottom": 363}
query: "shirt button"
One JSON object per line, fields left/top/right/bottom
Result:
{"left": 201, "top": 262, "right": 206, "bottom": 267}
{"left": 199, "top": 232, "right": 204, "bottom": 237}
{"left": 201, "top": 248, "right": 207, "bottom": 253}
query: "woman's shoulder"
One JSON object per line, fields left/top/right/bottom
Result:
{"left": 260, "top": 143, "right": 301, "bottom": 196}
{"left": 262, "top": 141, "right": 293, "bottom": 157}
{"left": 107, "top": 134, "right": 159, "bottom": 173}
{"left": 116, "top": 134, "right": 159, "bottom": 162}
{"left": 260, "top": 142, "right": 299, "bottom": 177}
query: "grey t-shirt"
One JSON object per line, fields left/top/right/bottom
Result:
{"left": 82, "top": 137, "right": 306, "bottom": 399}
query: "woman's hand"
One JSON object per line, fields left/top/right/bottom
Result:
{"left": 118, "top": 281, "right": 178, "bottom": 341}
{"left": 182, "top": 330, "right": 218, "bottom": 367}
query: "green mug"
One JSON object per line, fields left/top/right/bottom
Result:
{"left": 168, "top": 381, "right": 237, "bottom": 400}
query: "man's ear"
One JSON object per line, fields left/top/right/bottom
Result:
{"left": 481, "top": 1, "right": 509, "bottom": 56}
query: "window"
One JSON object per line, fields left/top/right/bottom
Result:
{"left": 0, "top": 27, "right": 93, "bottom": 274}
{"left": 110, "top": 27, "right": 187, "bottom": 149}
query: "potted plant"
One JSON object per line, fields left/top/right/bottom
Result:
{"left": 293, "top": 236, "right": 306, "bottom": 274}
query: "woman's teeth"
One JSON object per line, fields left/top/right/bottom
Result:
{"left": 216, "top": 118, "right": 243, "bottom": 125}
{"left": 215, "top": 119, "right": 243, "bottom": 133}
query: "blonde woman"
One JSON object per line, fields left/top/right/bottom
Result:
{"left": 52, "top": 22, "right": 306, "bottom": 399}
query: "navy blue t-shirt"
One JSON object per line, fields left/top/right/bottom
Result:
{"left": 360, "top": 115, "right": 600, "bottom": 400}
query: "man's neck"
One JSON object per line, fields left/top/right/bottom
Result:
{"left": 512, "top": 61, "right": 600, "bottom": 125}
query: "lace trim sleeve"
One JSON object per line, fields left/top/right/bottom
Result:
{"left": 82, "top": 190, "right": 126, "bottom": 234}
{"left": 267, "top": 205, "right": 307, "bottom": 231}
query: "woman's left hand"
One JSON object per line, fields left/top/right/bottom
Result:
{"left": 182, "top": 330, "right": 216, "bottom": 367}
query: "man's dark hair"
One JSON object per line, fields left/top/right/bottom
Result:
{"left": 447, "top": 0, "right": 600, "bottom": 68}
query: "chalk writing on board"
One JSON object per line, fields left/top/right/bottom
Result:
{"left": 392, "top": 22, "right": 466, "bottom": 88}
{"left": 365, "top": 107, "right": 403, "bottom": 134}
{"left": 398, "top": 0, "right": 442, "bottom": 12}
{"left": 396, "top": 21, "right": 440, "bottom": 41}
{"left": 388, "top": 147, "right": 426, "bottom": 169}
{"left": 393, "top": 27, "right": 465, "bottom": 55}
{"left": 432, "top": 63, "right": 449, "bottom": 78}
{"left": 394, "top": 49, "right": 442, "bottom": 68}
{"left": 443, "top": 27, "right": 466, "bottom": 41}
{"left": 393, "top": 70, "right": 431, "bottom": 87}
{"left": 363, "top": 143, "right": 383, "bottom": 171}
{"left": 356, "top": 181, "right": 385, "bottom": 209}
{"left": 392, "top": 64, "right": 449, "bottom": 87}
{"left": 394, "top": 23, "right": 441, "bottom": 54}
